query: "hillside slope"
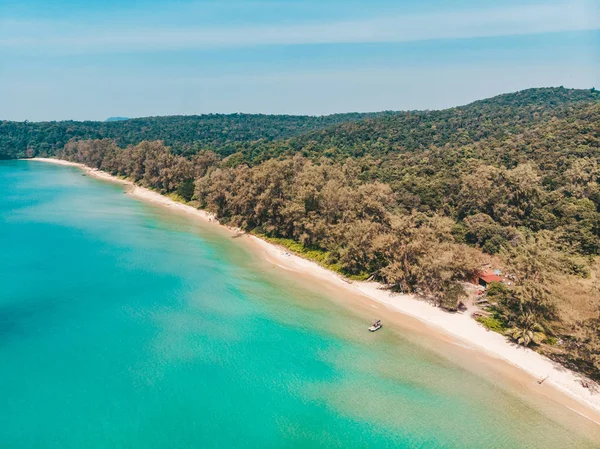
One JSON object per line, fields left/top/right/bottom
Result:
{"left": 226, "top": 87, "right": 600, "bottom": 162}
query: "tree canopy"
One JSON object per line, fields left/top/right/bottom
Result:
{"left": 0, "top": 111, "right": 391, "bottom": 159}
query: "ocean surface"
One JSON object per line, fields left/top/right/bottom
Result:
{"left": 1, "top": 160, "right": 598, "bottom": 449}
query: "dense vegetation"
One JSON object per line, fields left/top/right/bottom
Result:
{"left": 210, "top": 87, "right": 600, "bottom": 163}
{"left": 4, "top": 87, "right": 600, "bottom": 381}
{"left": 0, "top": 112, "right": 388, "bottom": 159}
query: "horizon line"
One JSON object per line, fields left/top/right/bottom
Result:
{"left": 2, "top": 86, "right": 596, "bottom": 123}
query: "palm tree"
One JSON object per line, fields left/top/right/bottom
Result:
{"left": 505, "top": 312, "right": 545, "bottom": 346}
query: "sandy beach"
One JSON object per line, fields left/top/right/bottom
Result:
{"left": 29, "top": 157, "right": 600, "bottom": 425}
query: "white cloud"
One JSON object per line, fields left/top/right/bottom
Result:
{"left": 0, "top": 2, "right": 598, "bottom": 53}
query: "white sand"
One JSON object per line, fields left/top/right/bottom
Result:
{"left": 28, "top": 157, "right": 600, "bottom": 420}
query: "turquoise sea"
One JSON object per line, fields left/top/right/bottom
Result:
{"left": 1, "top": 160, "right": 599, "bottom": 449}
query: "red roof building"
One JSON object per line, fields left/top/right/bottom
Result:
{"left": 477, "top": 272, "right": 503, "bottom": 288}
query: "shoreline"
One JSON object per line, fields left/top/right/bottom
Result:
{"left": 27, "top": 157, "right": 600, "bottom": 424}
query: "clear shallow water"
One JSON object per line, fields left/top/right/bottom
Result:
{"left": 0, "top": 160, "right": 598, "bottom": 449}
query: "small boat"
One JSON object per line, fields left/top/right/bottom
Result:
{"left": 368, "top": 320, "right": 382, "bottom": 332}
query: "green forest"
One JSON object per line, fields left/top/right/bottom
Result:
{"left": 0, "top": 111, "right": 388, "bottom": 159}
{"left": 3, "top": 87, "right": 600, "bottom": 381}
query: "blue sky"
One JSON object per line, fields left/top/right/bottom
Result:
{"left": 1, "top": 0, "right": 599, "bottom": 121}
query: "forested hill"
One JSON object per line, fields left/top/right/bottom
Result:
{"left": 228, "top": 87, "right": 600, "bottom": 162}
{"left": 0, "top": 111, "right": 390, "bottom": 159}
{"left": 2, "top": 87, "right": 598, "bottom": 161}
